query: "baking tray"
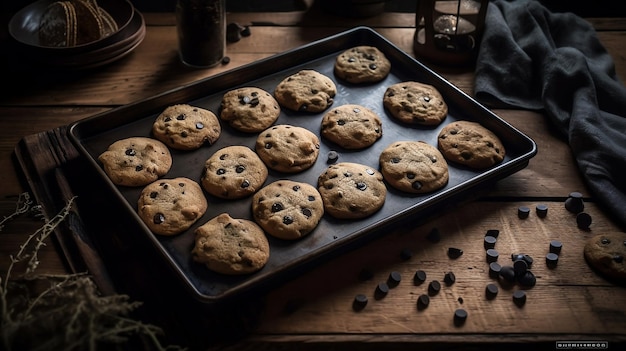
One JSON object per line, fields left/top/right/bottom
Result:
{"left": 68, "top": 26, "right": 537, "bottom": 303}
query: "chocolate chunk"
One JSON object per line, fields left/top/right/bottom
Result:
{"left": 549, "top": 240, "right": 563, "bottom": 254}
{"left": 499, "top": 265, "right": 516, "bottom": 284}
{"left": 486, "top": 248, "right": 499, "bottom": 263}
{"left": 352, "top": 294, "right": 368, "bottom": 311}
{"left": 387, "top": 271, "right": 401, "bottom": 287}
{"left": 486, "top": 229, "right": 500, "bottom": 238}
{"left": 517, "top": 270, "right": 537, "bottom": 287}
{"left": 414, "top": 270, "right": 427, "bottom": 285}
{"left": 489, "top": 262, "right": 502, "bottom": 279}
{"left": 447, "top": 247, "right": 463, "bottom": 259}
{"left": 536, "top": 204, "right": 548, "bottom": 218}
{"left": 512, "top": 290, "right": 527, "bottom": 307}
{"left": 400, "top": 248, "right": 413, "bottom": 261}
{"left": 484, "top": 235, "right": 497, "bottom": 249}
{"left": 485, "top": 283, "right": 498, "bottom": 299}
{"left": 417, "top": 294, "right": 430, "bottom": 310}
{"left": 454, "top": 308, "right": 468, "bottom": 326}
{"left": 576, "top": 212, "right": 592, "bottom": 229}
{"left": 428, "top": 280, "right": 441, "bottom": 296}
{"left": 564, "top": 192, "right": 584, "bottom": 213}
{"left": 513, "top": 259, "right": 528, "bottom": 276}
{"left": 426, "top": 228, "right": 441, "bottom": 243}
{"left": 375, "top": 282, "right": 389, "bottom": 300}
{"left": 518, "top": 206, "right": 530, "bottom": 219}
{"left": 546, "top": 252, "right": 559, "bottom": 268}
{"left": 444, "top": 271, "right": 456, "bottom": 286}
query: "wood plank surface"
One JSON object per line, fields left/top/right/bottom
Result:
{"left": 1, "top": 10, "right": 625, "bottom": 351}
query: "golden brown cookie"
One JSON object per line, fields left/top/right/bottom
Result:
{"left": 334, "top": 46, "right": 391, "bottom": 84}
{"left": 201, "top": 146, "right": 268, "bottom": 199}
{"left": 318, "top": 162, "right": 386, "bottom": 219}
{"left": 192, "top": 213, "right": 270, "bottom": 275}
{"left": 98, "top": 137, "right": 172, "bottom": 187}
{"left": 252, "top": 180, "right": 324, "bottom": 240}
{"left": 321, "top": 104, "right": 383, "bottom": 150}
{"left": 152, "top": 104, "right": 221, "bottom": 150}
{"left": 255, "top": 124, "right": 320, "bottom": 173}
{"left": 137, "top": 177, "right": 208, "bottom": 236}
{"left": 383, "top": 81, "right": 448, "bottom": 126}
{"left": 584, "top": 232, "right": 626, "bottom": 282}
{"left": 219, "top": 87, "right": 281, "bottom": 133}
{"left": 274, "top": 70, "right": 337, "bottom": 112}
{"left": 437, "top": 120, "right": 506, "bottom": 169}
{"left": 379, "top": 141, "right": 449, "bottom": 193}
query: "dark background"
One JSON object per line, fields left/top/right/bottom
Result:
{"left": 3, "top": 0, "right": 626, "bottom": 17}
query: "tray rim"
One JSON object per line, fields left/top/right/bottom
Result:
{"left": 67, "top": 26, "right": 538, "bottom": 303}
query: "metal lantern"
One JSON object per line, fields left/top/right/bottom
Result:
{"left": 414, "top": 0, "right": 489, "bottom": 66}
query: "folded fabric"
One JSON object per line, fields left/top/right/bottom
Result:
{"left": 474, "top": 0, "right": 626, "bottom": 229}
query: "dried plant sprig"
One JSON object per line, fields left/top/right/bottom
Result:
{"left": 1, "top": 193, "right": 186, "bottom": 351}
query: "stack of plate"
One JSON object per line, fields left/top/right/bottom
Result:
{"left": 8, "top": 0, "right": 145, "bottom": 69}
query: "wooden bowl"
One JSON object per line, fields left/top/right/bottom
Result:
{"left": 8, "top": 0, "right": 134, "bottom": 55}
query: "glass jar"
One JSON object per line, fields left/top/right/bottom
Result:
{"left": 176, "top": 0, "right": 226, "bottom": 68}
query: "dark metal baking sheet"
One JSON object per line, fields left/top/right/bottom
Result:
{"left": 68, "top": 27, "right": 537, "bottom": 303}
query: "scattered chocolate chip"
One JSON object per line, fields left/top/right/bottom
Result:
{"left": 513, "top": 259, "right": 528, "bottom": 277}
{"left": 417, "top": 294, "right": 430, "bottom": 310}
{"left": 549, "top": 240, "right": 563, "bottom": 254}
{"left": 518, "top": 206, "right": 530, "bottom": 219}
{"left": 564, "top": 192, "right": 584, "bottom": 213}
{"left": 486, "top": 248, "right": 499, "bottom": 263}
{"left": 226, "top": 22, "right": 244, "bottom": 42}
{"left": 447, "top": 247, "right": 463, "bottom": 259}
{"left": 413, "top": 270, "right": 427, "bottom": 285}
{"left": 358, "top": 268, "right": 373, "bottom": 281}
{"left": 522, "top": 254, "right": 534, "bottom": 268}
{"left": 486, "top": 229, "right": 500, "bottom": 238}
{"left": 352, "top": 294, "right": 368, "bottom": 311}
{"left": 387, "top": 271, "right": 402, "bottom": 287}
{"left": 375, "top": 282, "right": 389, "bottom": 300}
{"left": 546, "top": 252, "right": 559, "bottom": 268}
{"left": 426, "top": 228, "right": 441, "bottom": 243}
{"left": 400, "top": 248, "right": 413, "bottom": 261}
{"left": 576, "top": 212, "right": 592, "bottom": 229}
{"left": 499, "top": 265, "right": 516, "bottom": 284}
{"left": 327, "top": 150, "right": 339, "bottom": 163}
{"left": 241, "top": 25, "right": 251, "bottom": 37}
{"left": 454, "top": 308, "right": 468, "bottom": 326}
{"left": 428, "top": 280, "right": 441, "bottom": 296}
{"left": 444, "top": 272, "right": 456, "bottom": 286}
{"left": 512, "top": 290, "right": 527, "bottom": 307}
{"left": 517, "top": 270, "right": 537, "bottom": 287}
{"left": 489, "top": 262, "right": 502, "bottom": 279}
{"left": 484, "top": 235, "right": 497, "bottom": 249}
{"left": 536, "top": 204, "right": 548, "bottom": 218}
{"left": 485, "top": 283, "right": 499, "bottom": 299}
{"left": 221, "top": 56, "right": 231, "bottom": 65}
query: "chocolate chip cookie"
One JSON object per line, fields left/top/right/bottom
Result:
{"left": 152, "top": 104, "right": 221, "bottom": 150}
{"left": 255, "top": 124, "right": 320, "bottom": 173}
{"left": 584, "top": 232, "right": 626, "bottom": 282}
{"left": 437, "top": 120, "right": 506, "bottom": 169}
{"left": 219, "top": 87, "right": 281, "bottom": 133}
{"left": 321, "top": 104, "right": 383, "bottom": 149}
{"left": 137, "top": 177, "right": 208, "bottom": 236}
{"left": 383, "top": 81, "right": 448, "bottom": 126}
{"left": 192, "top": 213, "right": 270, "bottom": 275}
{"left": 379, "top": 141, "right": 449, "bottom": 193}
{"left": 252, "top": 180, "right": 324, "bottom": 240}
{"left": 274, "top": 70, "right": 336, "bottom": 112}
{"left": 317, "top": 162, "right": 386, "bottom": 219}
{"left": 98, "top": 137, "right": 172, "bottom": 187}
{"left": 334, "top": 46, "right": 391, "bottom": 83}
{"left": 201, "top": 145, "right": 268, "bottom": 199}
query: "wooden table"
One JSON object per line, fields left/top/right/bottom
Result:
{"left": 1, "top": 7, "right": 625, "bottom": 350}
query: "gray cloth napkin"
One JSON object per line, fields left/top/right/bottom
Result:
{"left": 474, "top": 0, "right": 626, "bottom": 228}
